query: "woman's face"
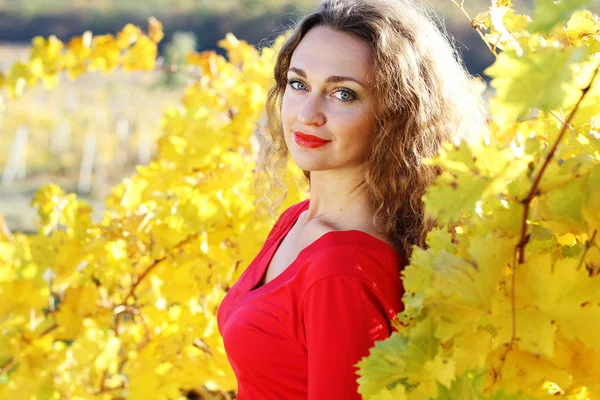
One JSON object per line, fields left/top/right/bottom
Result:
{"left": 281, "top": 26, "right": 376, "bottom": 173}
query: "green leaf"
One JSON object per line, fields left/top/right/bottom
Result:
{"left": 423, "top": 140, "right": 532, "bottom": 225}
{"left": 530, "top": 0, "right": 600, "bottom": 35}
{"left": 401, "top": 229, "right": 458, "bottom": 320}
{"left": 365, "top": 384, "right": 407, "bottom": 400}
{"left": 583, "top": 165, "right": 600, "bottom": 232}
{"left": 433, "top": 368, "right": 487, "bottom": 400}
{"left": 423, "top": 172, "right": 487, "bottom": 225}
{"left": 485, "top": 46, "right": 588, "bottom": 123}
{"left": 425, "top": 227, "right": 456, "bottom": 254}
{"left": 356, "top": 315, "right": 439, "bottom": 398}
{"left": 537, "top": 174, "right": 588, "bottom": 234}
{"left": 428, "top": 234, "right": 516, "bottom": 341}
{"left": 472, "top": 198, "right": 524, "bottom": 237}
{"left": 538, "top": 152, "right": 597, "bottom": 194}
{"left": 434, "top": 368, "right": 536, "bottom": 400}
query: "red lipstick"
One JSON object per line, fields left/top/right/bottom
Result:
{"left": 293, "top": 131, "right": 331, "bottom": 149}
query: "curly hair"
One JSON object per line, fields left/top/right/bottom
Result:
{"left": 254, "top": 0, "right": 488, "bottom": 261}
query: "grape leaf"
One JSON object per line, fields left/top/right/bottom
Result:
{"left": 434, "top": 368, "right": 535, "bottom": 400}
{"left": 485, "top": 46, "right": 589, "bottom": 123}
{"left": 530, "top": 0, "right": 599, "bottom": 35}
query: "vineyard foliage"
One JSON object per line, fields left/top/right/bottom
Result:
{"left": 355, "top": 1, "right": 600, "bottom": 399}
{"left": 0, "top": 18, "right": 306, "bottom": 399}
{"left": 0, "top": 0, "right": 599, "bottom": 399}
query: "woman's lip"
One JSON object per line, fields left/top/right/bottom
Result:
{"left": 293, "top": 131, "right": 330, "bottom": 142}
{"left": 293, "top": 132, "right": 331, "bottom": 148}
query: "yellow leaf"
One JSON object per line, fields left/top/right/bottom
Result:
{"left": 554, "top": 10, "right": 600, "bottom": 47}
{"left": 538, "top": 175, "right": 588, "bottom": 234}
{"left": 530, "top": 0, "right": 596, "bottom": 35}
{"left": 486, "top": 45, "right": 588, "bottom": 124}
{"left": 515, "top": 252, "right": 600, "bottom": 352}
{"left": 367, "top": 384, "right": 407, "bottom": 400}
{"left": 452, "top": 330, "right": 494, "bottom": 375}
{"left": 89, "top": 34, "right": 120, "bottom": 73}
{"left": 29, "top": 35, "right": 63, "bottom": 88}
{"left": 64, "top": 31, "right": 92, "bottom": 80}
{"left": 116, "top": 23, "right": 142, "bottom": 49}
{"left": 186, "top": 50, "right": 223, "bottom": 77}
{"left": 148, "top": 17, "right": 164, "bottom": 43}
{"left": 428, "top": 234, "right": 516, "bottom": 341}
{"left": 6, "top": 61, "right": 36, "bottom": 98}
{"left": 94, "top": 335, "right": 120, "bottom": 371}
{"left": 122, "top": 35, "right": 157, "bottom": 72}
{"left": 54, "top": 284, "right": 101, "bottom": 339}
{"left": 217, "top": 33, "right": 259, "bottom": 66}
{"left": 553, "top": 332, "right": 600, "bottom": 394}
{"left": 583, "top": 166, "right": 600, "bottom": 232}
{"left": 0, "top": 279, "right": 48, "bottom": 317}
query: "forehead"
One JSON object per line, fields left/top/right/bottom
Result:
{"left": 289, "top": 26, "right": 373, "bottom": 83}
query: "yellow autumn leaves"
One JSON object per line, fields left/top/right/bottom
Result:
{"left": 356, "top": 1, "right": 600, "bottom": 399}
{"left": 0, "top": 20, "right": 306, "bottom": 399}
{"left": 1, "top": 0, "right": 599, "bottom": 398}
{"left": 0, "top": 17, "right": 164, "bottom": 99}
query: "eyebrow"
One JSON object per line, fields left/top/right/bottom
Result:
{"left": 288, "top": 67, "right": 367, "bottom": 89}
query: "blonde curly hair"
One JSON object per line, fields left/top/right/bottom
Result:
{"left": 255, "top": 0, "right": 487, "bottom": 260}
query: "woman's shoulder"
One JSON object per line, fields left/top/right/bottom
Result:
{"left": 304, "top": 237, "right": 359, "bottom": 277}
{"left": 299, "top": 231, "right": 402, "bottom": 284}
{"left": 297, "top": 235, "right": 404, "bottom": 316}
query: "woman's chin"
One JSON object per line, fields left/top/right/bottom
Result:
{"left": 290, "top": 156, "right": 330, "bottom": 173}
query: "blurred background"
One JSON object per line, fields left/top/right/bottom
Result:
{"left": 0, "top": 0, "right": 533, "bottom": 234}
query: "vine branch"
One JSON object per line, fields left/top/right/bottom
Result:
{"left": 516, "top": 60, "right": 600, "bottom": 264}
{"left": 577, "top": 230, "right": 598, "bottom": 271}
{"left": 449, "top": 0, "right": 498, "bottom": 58}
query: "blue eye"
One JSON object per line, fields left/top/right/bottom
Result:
{"left": 287, "top": 79, "right": 307, "bottom": 91}
{"left": 333, "top": 89, "right": 357, "bottom": 103}
{"left": 286, "top": 78, "right": 359, "bottom": 103}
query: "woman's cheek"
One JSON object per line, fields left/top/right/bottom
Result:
{"left": 280, "top": 95, "right": 296, "bottom": 124}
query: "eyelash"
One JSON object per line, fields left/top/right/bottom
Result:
{"left": 286, "top": 78, "right": 358, "bottom": 103}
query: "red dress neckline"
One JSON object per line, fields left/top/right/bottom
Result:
{"left": 219, "top": 198, "right": 404, "bottom": 341}
{"left": 245, "top": 199, "right": 400, "bottom": 298}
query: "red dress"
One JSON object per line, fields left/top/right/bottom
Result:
{"left": 216, "top": 199, "right": 406, "bottom": 399}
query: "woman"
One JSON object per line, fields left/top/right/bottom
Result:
{"left": 216, "top": 0, "right": 487, "bottom": 398}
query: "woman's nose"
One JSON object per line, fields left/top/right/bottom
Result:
{"left": 297, "top": 94, "right": 326, "bottom": 126}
